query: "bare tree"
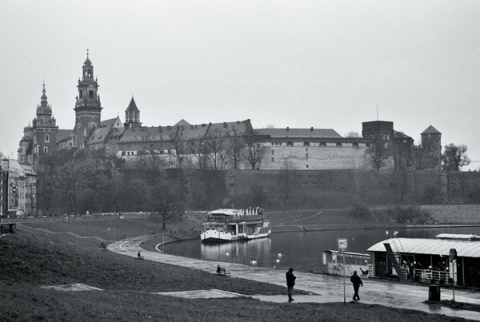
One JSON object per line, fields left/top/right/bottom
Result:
{"left": 277, "top": 160, "right": 299, "bottom": 200}
{"left": 148, "top": 181, "right": 184, "bottom": 230}
{"left": 226, "top": 129, "right": 245, "bottom": 170}
{"left": 187, "top": 139, "right": 210, "bottom": 169}
{"left": 345, "top": 131, "right": 360, "bottom": 138}
{"left": 364, "top": 136, "right": 391, "bottom": 170}
{"left": 243, "top": 135, "right": 264, "bottom": 170}
{"left": 442, "top": 144, "right": 470, "bottom": 171}
{"left": 204, "top": 128, "right": 227, "bottom": 170}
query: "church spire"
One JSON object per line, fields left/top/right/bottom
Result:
{"left": 36, "top": 82, "right": 52, "bottom": 116}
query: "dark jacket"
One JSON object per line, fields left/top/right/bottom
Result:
{"left": 286, "top": 270, "right": 296, "bottom": 287}
{"left": 350, "top": 273, "right": 363, "bottom": 287}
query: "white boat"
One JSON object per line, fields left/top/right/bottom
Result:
{"left": 201, "top": 208, "right": 271, "bottom": 243}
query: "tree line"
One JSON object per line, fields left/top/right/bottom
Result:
{"left": 36, "top": 148, "right": 226, "bottom": 228}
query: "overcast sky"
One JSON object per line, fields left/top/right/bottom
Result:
{"left": 1, "top": 1, "right": 479, "bottom": 170}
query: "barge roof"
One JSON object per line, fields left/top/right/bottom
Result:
{"left": 367, "top": 237, "right": 480, "bottom": 258}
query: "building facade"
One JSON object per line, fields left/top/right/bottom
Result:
{"left": 17, "top": 53, "right": 441, "bottom": 173}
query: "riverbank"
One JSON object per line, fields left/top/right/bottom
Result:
{"left": 1, "top": 229, "right": 475, "bottom": 321}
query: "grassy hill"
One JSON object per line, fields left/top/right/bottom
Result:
{"left": 0, "top": 218, "right": 471, "bottom": 321}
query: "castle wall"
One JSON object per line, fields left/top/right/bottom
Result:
{"left": 259, "top": 144, "right": 371, "bottom": 170}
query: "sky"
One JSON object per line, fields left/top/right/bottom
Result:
{"left": 1, "top": 1, "right": 479, "bottom": 170}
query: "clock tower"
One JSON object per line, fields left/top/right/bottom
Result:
{"left": 74, "top": 50, "right": 102, "bottom": 148}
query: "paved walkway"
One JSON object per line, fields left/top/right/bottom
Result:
{"left": 109, "top": 236, "right": 480, "bottom": 321}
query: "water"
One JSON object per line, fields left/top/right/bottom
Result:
{"left": 164, "top": 226, "right": 480, "bottom": 272}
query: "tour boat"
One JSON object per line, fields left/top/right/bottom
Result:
{"left": 201, "top": 208, "right": 271, "bottom": 243}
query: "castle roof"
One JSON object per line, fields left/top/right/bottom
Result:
{"left": 57, "top": 129, "right": 74, "bottom": 143}
{"left": 119, "top": 126, "right": 178, "bottom": 143}
{"left": 422, "top": 125, "right": 441, "bottom": 135}
{"left": 255, "top": 128, "right": 342, "bottom": 139}
{"left": 101, "top": 116, "right": 123, "bottom": 128}
{"left": 175, "top": 119, "right": 191, "bottom": 127}
{"left": 393, "top": 130, "right": 413, "bottom": 140}
{"left": 89, "top": 127, "right": 112, "bottom": 144}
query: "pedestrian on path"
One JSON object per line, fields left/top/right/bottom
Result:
{"left": 286, "top": 268, "right": 296, "bottom": 302}
{"left": 350, "top": 271, "right": 363, "bottom": 301}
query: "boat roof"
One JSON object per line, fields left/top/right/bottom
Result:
{"left": 367, "top": 237, "right": 480, "bottom": 258}
{"left": 208, "top": 209, "right": 241, "bottom": 216}
{"left": 208, "top": 208, "right": 262, "bottom": 216}
{"left": 324, "top": 250, "right": 369, "bottom": 257}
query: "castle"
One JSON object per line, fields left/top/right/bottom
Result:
{"left": 17, "top": 53, "right": 442, "bottom": 172}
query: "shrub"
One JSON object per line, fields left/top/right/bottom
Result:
{"left": 250, "top": 185, "right": 267, "bottom": 205}
{"left": 467, "top": 184, "right": 480, "bottom": 203}
{"left": 393, "top": 206, "right": 434, "bottom": 224}
{"left": 350, "top": 202, "right": 372, "bottom": 219}
{"left": 424, "top": 185, "right": 441, "bottom": 204}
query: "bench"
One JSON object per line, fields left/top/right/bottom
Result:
{"left": 0, "top": 223, "right": 16, "bottom": 235}
{"left": 216, "top": 265, "right": 230, "bottom": 277}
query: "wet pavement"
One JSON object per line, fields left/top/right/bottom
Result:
{"left": 109, "top": 236, "right": 480, "bottom": 321}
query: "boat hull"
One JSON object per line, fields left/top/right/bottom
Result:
{"left": 201, "top": 229, "right": 271, "bottom": 243}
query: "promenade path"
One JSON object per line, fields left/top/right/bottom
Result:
{"left": 109, "top": 236, "right": 480, "bottom": 321}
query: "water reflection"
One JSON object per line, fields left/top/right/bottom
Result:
{"left": 201, "top": 238, "right": 272, "bottom": 266}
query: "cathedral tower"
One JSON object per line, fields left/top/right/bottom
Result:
{"left": 32, "top": 82, "right": 58, "bottom": 164}
{"left": 74, "top": 50, "right": 102, "bottom": 148}
{"left": 124, "top": 96, "right": 142, "bottom": 128}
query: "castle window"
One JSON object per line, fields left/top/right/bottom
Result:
{"left": 44, "top": 134, "right": 50, "bottom": 143}
{"left": 79, "top": 91, "right": 83, "bottom": 99}
{"left": 271, "top": 157, "right": 274, "bottom": 163}
{"left": 43, "top": 147, "right": 48, "bottom": 153}
{"left": 271, "top": 150, "right": 274, "bottom": 155}
{"left": 89, "top": 90, "right": 94, "bottom": 98}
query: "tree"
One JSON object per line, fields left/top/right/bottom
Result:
{"left": 345, "top": 131, "right": 360, "bottom": 138}
{"left": 204, "top": 128, "right": 226, "bottom": 170}
{"left": 188, "top": 139, "right": 210, "bottom": 169}
{"left": 442, "top": 144, "right": 470, "bottom": 171}
{"left": 390, "top": 169, "right": 409, "bottom": 201}
{"left": 148, "top": 181, "right": 185, "bottom": 230}
{"left": 277, "top": 160, "right": 299, "bottom": 200}
{"left": 243, "top": 135, "right": 264, "bottom": 170}
{"left": 226, "top": 129, "right": 245, "bottom": 170}
{"left": 365, "top": 136, "right": 391, "bottom": 170}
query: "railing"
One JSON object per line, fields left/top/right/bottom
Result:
{"left": 415, "top": 269, "right": 452, "bottom": 285}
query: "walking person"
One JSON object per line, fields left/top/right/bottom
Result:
{"left": 286, "top": 268, "right": 296, "bottom": 302}
{"left": 350, "top": 270, "right": 363, "bottom": 301}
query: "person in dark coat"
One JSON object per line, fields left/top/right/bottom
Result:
{"left": 286, "top": 268, "right": 296, "bottom": 301}
{"left": 350, "top": 270, "right": 363, "bottom": 301}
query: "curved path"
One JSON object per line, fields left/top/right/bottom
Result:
{"left": 109, "top": 236, "right": 480, "bottom": 321}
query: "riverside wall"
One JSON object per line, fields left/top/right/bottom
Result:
{"left": 227, "top": 169, "right": 480, "bottom": 203}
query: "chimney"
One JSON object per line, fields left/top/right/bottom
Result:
{"left": 286, "top": 127, "right": 289, "bottom": 131}
{"left": 310, "top": 127, "right": 314, "bottom": 131}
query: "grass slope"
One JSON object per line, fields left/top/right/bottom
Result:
{"left": 0, "top": 218, "right": 473, "bottom": 321}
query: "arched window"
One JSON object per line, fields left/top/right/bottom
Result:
{"left": 44, "top": 134, "right": 50, "bottom": 143}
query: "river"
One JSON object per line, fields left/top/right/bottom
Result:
{"left": 164, "top": 226, "right": 480, "bottom": 272}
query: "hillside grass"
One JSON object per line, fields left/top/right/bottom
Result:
{"left": 0, "top": 225, "right": 472, "bottom": 321}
